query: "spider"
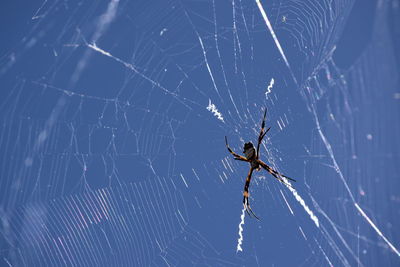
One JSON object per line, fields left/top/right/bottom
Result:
{"left": 225, "top": 108, "right": 296, "bottom": 220}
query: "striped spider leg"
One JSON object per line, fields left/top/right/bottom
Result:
{"left": 225, "top": 108, "right": 296, "bottom": 220}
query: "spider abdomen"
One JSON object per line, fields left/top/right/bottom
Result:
{"left": 243, "top": 142, "right": 256, "bottom": 160}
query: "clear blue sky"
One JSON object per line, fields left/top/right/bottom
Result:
{"left": 0, "top": 0, "right": 399, "bottom": 266}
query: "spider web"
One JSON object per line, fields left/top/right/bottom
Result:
{"left": 0, "top": 0, "right": 399, "bottom": 266}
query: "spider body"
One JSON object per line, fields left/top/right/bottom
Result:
{"left": 225, "top": 108, "right": 296, "bottom": 220}
{"left": 243, "top": 142, "right": 255, "bottom": 159}
{"left": 243, "top": 142, "right": 260, "bottom": 169}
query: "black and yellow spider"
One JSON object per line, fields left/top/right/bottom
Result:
{"left": 225, "top": 108, "right": 296, "bottom": 220}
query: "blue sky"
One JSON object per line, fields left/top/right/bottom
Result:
{"left": 0, "top": 0, "right": 399, "bottom": 266}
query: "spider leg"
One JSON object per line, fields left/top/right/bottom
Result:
{"left": 243, "top": 197, "right": 260, "bottom": 220}
{"left": 258, "top": 160, "right": 296, "bottom": 187}
{"left": 248, "top": 207, "right": 260, "bottom": 220}
{"left": 256, "top": 108, "right": 271, "bottom": 159}
{"left": 243, "top": 168, "right": 260, "bottom": 220}
{"left": 243, "top": 200, "right": 252, "bottom": 217}
{"left": 225, "top": 136, "right": 249, "bottom": 162}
